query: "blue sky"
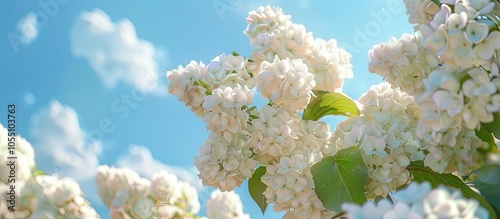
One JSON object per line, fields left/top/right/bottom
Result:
{"left": 0, "top": 1, "right": 414, "bottom": 218}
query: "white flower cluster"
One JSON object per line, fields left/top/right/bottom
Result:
{"left": 13, "top": 175, "right": 100, "bottom": 218}
{"left": 199, "top": 94, "right": 336, "bottom": 218}
{"left": 368, "top": 33, "right": 440, "bottom": 95}
{"left": 206, "top": 190, "right": 249, "bottom": 219}
{"left": 0, "top": 123, "right": 99, "bottom": 218}
{"left": 96, "top": 166, "right": 200, "bottom": 219}
{"left": 259, "top": 118, "right": 335, "bottom": 219}
{"left": 247, "top": 105, "right": 301, "bottom": 164}
{"left": 195, "top": 131, "right": 258, "bottom": 192}
{"left": 167, "top": 53, "right": 256, "bottom": 117}
{"left": 258, "top": 57, "right": 316, "bottom": 112}
{"left": 195, "top": 85, "right": 258, "bottom": 191}
{"left": 0, "top": 123, "right": 35, "bottom": 185}
{"left": 399, "top": 0, "right": 500, "bottom": 175}
{"left": 415, "top": 68, "right": 494, "bottom": 174}
{"left": 332, "top": 83, "right": 424, "bottom": 198}
{"left": 244, "top": 6, "right": 353, "bottom": 93}
{"left": 342, "top": 182, "right": 489, "bottom": 219}
{"left": 202, "top": 86, "right": 253, "bottom": 135}
{"left": 411, "top": 0, "right": 500, "bottom": 70}
{"left": 403, "top": 0, "right": 440, "bottom": 30}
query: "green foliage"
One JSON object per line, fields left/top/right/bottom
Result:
{"left": 311, "top": 147, "right": 368, "bottom": 212}
{"left": 482, "top": 112, "right": 500, "bottom": 139}
{"left": 248, "top": 166, "right": 268, "bottom": 215}
{"left": 303, "top": 91, "right": 359, "bottom": 121}
{"left": 476, "top": 125, "right": 497, "bottom": 153}
{"left": 408, "top": 161, "right": 497, "bottom": 218}
{"left": 471, "top": 165, "right": 500, "bottom": 215}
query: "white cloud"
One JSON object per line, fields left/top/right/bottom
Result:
{"left": 30, "top": 100, "right": 102, "bottom": 181}
{"left": 24, "top": 92, "right": 35, "bottom": 105}
{"left": 17, "top": 12, "right": 38, "bottom": 45}
{"left": 70, "top": 9, "right": 167, "bottom": 94}
{"left": 117, "top": 145, "right": 204, "bottom": 190}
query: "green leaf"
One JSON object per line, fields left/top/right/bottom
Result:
{"left": 33, "top": 170, "right": 46, "bottom": 176}
{"left": 311, "top": 147, "right": 368, "bottom": 212}
{"left": 482, "top": 112, "right": 500, "bottom": 139}
{"left": 408, "top": 161, "right": 497, "bottom": 218}
{"left": 248, "top": 166, "right": 268, "bottom": 215}
{"left": 303, "top": 91, "right": 359, "bottom": 121}
{"left": 430, "top": 0, "right": 441, "bottom": 6}
{"left": 476, "top": 125, "right": 497, "bottom": 153}
{"left": 471, "top": 165, "right": 500, "bottom": 215}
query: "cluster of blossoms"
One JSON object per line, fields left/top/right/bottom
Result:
{"left": 168, "top": 56, "right": 262, "bottom": 192}
{"left": 97, "top": 166, "right": 249, "bottom": 219}
{"left": 12, "top": 175, "right": 100, "bottom": 218}
{"left": 403, "top": 0, "right": 440, "bottom": 31}
{"left": 96, "top": 166, "right": 200, "bottom": 218}
{"left": 167, "top": 53, "right": 256, "bottom": 117}
{"left": 416, "top": 68, "right": 490, "bottom": 174}
{"left": 195, "top": 131, "right": 259, "bottom": 192}
{"left": 0, "top": 123, "right": 100, "bottom": 218}
{"left": 257, "top": 57, "right": 316, "bottom": 112}
{"left": 368, "top": 32, "right": 440, "bottom": 95}
{"left": 192, "top": 58, "right": 334, "bottom": 217}
{"left": 170, "top": 3, "right": 500, "bottom": 219}
{"left": 259, "top": 118, "right": 335, "bottom": 218}
{"left": 195, "top": 85, "right": 259, "bottom": 191}
{"left": 169, "top": 6, "right": 345, "bottom": 217}
{"left": 398, "top": 0, "right": 500, "bottom": 174}
{"left": 206, "top": 190, "right": 250, "bottom": 219}
{"left": 332, "top": 83, "right": 425, "bottom": 198}
{"left": 342, "top": 182, "right": 489, "bottom": 219}
{"left": 244, "top": 6, "right": 353, "bottom": 93}
{"left": 417, "top": 0, "right": 500, "bottom": 70}
{"left": 170, "top": 53, "right": 340, "bottom": 218}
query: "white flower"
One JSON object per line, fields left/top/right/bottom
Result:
{"left": 206, "top": 190, "right": 249, "bottom": 219}
{"left": 343, "top": 199, "right": 394, "bottom": 219}
{"left": 392, "top": 182, "right": 432, "bottom": 204}
{"left": 195, "top": 132, "right": 258, "bottom": 191}
{"left": 167, "top": 61, "right": 210, "bottom": 117}
{"left": 334, "top": 83, "right": 424, "bottom": 198}
{"left": 203, "top": 86, "right": 252, "bottom": 134}
{"left": 177, "top": 181, "right": 201, "bottom": 214}
{"left": 258, "top": 57, "right": 315, "bottom": 112}
{"left": 207, "top": 54, "right": 256, "bottom": 89}
{"left": 150, "top": 171, "right": 179, "bottom": 202}
{"left": 423, "top": 185, "right": 489, "bottom": 218}
{"left": 424, "top": 24, "right": 449, "bottom": 56}
{"left": 0, "top": 124, "right": 35, "bottom": 184}
{"left": 360, "top": 136, "right": 387, "bottom": 157}
{"left": 96, "top": 165, "right": 142, "bottom": 207}
{"left": 430, "top": 4, "right": 452, "bottom": 30}
{"left": 445, "top": 12, "right": 467, "bottom": 36}
{"left": 152, "top": 201, "right": 187, "bottom": 219}
{"left": 431, "top": 89, "right": 464, "bottom": 117}
{"left": 473, "top": 31, "right": 500, "bottom": 63}
{"left": 460, "top": 0, "right": 495, "bottom": 15}
{"left": 464, "top": 20, "right": 489, "bottom": 44}
{"left": 249, "top": 105, "right": 301, "bottom": 163}
{"left": 130, "top": 198, "right": 154, "bottom": 219}
{"left": 244, "top": 6, "right": 291, "bottom": 39}
{"left": 307, "top": 38, "right": 353, "bottom": 92}
{"left": 51, "top": 177, "right": 81, "bottom": 206}
{"left": 403, "top": 0, "right": 440, "bottom": 27}
{"left": 343, "top": 182, "right": 489, "bottom": 219}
